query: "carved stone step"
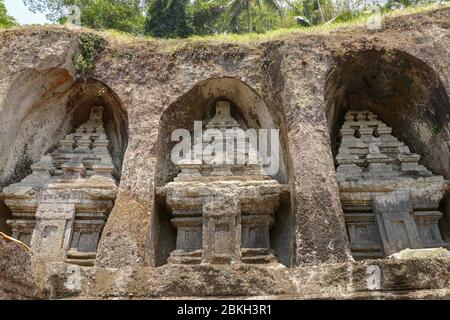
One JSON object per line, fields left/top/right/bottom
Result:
{"left": 242, "top": 255, "right": 277, "bottom": 264}
{"left": 241, "top": 248, "right": 277, "bottom": 264}
{"left": 67, "top": 250, "right": 97, "bottom": 267}
{"left": 167, "top": 249, "right": 202, "bottom": 265}
{"left": 66, "top": 259, "right": 95, "bottom": 267}
{"left": 241, "top": 248, "right": 272, "bottom": 256}
{"left": 67, "top": 251, "right": 97, "bottom": 259}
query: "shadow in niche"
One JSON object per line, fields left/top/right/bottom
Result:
{"left": 0, "top": 200, "right": 12, "bottom": 236}
{"left": 67, "top": 80, "right": 129, "bottom": 178}
{"left": 325, "top": 48, "right": 450, "bottom": 251}
{"left": 0, "top": 68, "right": 74, "bottom": 188}
{"left": 152, "top": 77, "right": 293, "bottom": 267}
{"left": 440, "top": 192, "right": 450, "bottom": 245}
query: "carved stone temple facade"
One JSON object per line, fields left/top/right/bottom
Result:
{"left": 336, "top": 111, "right": 448, "bottom": 260}
{"left": 157, "top": 101, "right": 285, "bottom": 265}
{"left": 3, "top": 107, "right": 118, "bottom": 267}
{"left": 2, "top": 13, "right": 450, "bottom": 299}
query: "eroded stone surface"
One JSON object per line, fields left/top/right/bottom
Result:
{"left": 0, "top": 232, "right": 36, "bottom": 299}
{"left": 389, "top": 248, "right": 450, "bottom": 260}
{"left": 44, "top": 257, "right": 450, "bottom": 299}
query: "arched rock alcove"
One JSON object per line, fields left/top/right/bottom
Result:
{"left": 325, "top": 49, "right": 450, "bottom": 257}
{"left": 0, "top": 68, "right": 128, "bottom": 249}
{"left": 66, "top": 79, "right": 129, "bottom": 177}
{"left": 152, "top": 77, "right": 293, "bottom": 266}
{"left": 0, "top": 70, "right": 128, "bottom": 187}
{"left": 326, "top": 49, "right": 450, "bottom": 173}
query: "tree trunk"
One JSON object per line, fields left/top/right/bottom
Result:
{"left": 248, "top": 0, "right": 253, "bottom": 33}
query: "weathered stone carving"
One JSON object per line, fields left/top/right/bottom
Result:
{"left": 336, "top": 111, "right": 448, "bottom": 259}
{"left": 202, "top": 194, "right": 242, "bottom": 264}
{"left": 158, "top": 101, "right": 285, "bottom": 265}
{"left": 373, "top": 191, "right": 423, "bottom": 255}
{"left": 2, "top": 107, "right": 118, "bottom": 266}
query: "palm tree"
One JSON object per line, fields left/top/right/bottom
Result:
{"left": 227, "top": 0, "right": 282, "bottom": 33}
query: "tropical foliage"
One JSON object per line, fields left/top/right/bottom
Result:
{"left": 7, "top": 0, "right": 446, "bottom": 37}
{"left": 0, "top": 0, "right": 17, "bottom": 28}
{"left": 145, "top": 0, "right": 192, "bottom": 38}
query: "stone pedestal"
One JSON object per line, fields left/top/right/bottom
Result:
{"left": 163, "top": 179, "right": 282, "bottom": 265}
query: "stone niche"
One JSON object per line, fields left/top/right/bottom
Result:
{"left": 335, "top": 110, "right": 449, "bottom": 259}
{"left": 157, "top": 101, "right": 286, "bottom": 265}
{"left": 2, "top": 106, "right": 118, "bottom": 267}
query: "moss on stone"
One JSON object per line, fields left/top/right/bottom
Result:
{"left": 73, "top": 33, "right": 107, "bottom": 80}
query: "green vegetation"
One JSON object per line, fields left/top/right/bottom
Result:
{"left": 24, "top": 0, "right": 146, "bottom": 34}
{"left": 73, "top": 33, "right": 106, "bottom": 79}
{"left": 4, "top": 0, "right": 447, "bottom": 38}
{"left": 145, "top": 0, "right": 192, "bottom": 38}
{"left": 430, "top": 124, "right": 440, "bottom": 135}
{"left": 0, "top": 0, "right": 17, "bottom": 29}
{"left": 227, "top": 0, "right": 282, "bottom": 33}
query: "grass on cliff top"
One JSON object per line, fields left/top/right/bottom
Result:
{"left": 102, "top": 2, "right": 450, "bottom": 53}
{"left": 1, "top": 2, "right": 449, "bottom": 54}
{"left": 188, "top": 3, "right": 450, "bottom": 41}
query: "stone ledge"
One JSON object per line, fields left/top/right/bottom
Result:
{"left": 45, "top": 257, "right": 450, "bottom": 299}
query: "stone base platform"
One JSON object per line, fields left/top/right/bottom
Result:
{"left": 42, "top": 253, "right": 450, "bottom": 299}
{"left": 167, "top": 248, "right": 278, "bottom": 265}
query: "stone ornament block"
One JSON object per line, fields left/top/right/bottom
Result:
{"left": 31, "top": 202, "right": 76, "bottom": 261}
{"left": 336, "top": 164, "right": 362, "bottom": 182}
{"left": 344, "top": 212, "right": 384, "bottom": 260}
{"left": 202, "top": 195, "right": 242, "bottom": 265}
{"left": 373, "top": 192, "right": 423, "bottom": 255}
{"left": 414, "top": 211, "right": 446, "bottom": 248}
{"left": 241, "top": 215, "right": 272, "bottom": 249}
{"left": 172, "top": 217, "right": 203, "bottom": 252}
{"left": 7, "top": 220, "right": 36, "bottom": 246}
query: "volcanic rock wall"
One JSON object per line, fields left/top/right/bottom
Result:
{"left": 0, "top": 7, "right": 449, "bottom": 299}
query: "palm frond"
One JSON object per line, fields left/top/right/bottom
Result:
{"left": 260, "top": 0, "right": 282, "bottom": 15}
{"left": 228, "top": 0, "right": 246, "bottom": 26}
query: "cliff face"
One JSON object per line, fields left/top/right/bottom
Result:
{"left": 0, "top": 7, "right": 449, "bottom": 299}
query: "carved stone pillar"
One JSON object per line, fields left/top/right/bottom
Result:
{"left": 31, "top": 201, "right": 76, "bottom": 263}
{"left": 202, "top": 194, "right": 241, "bottom": 264}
